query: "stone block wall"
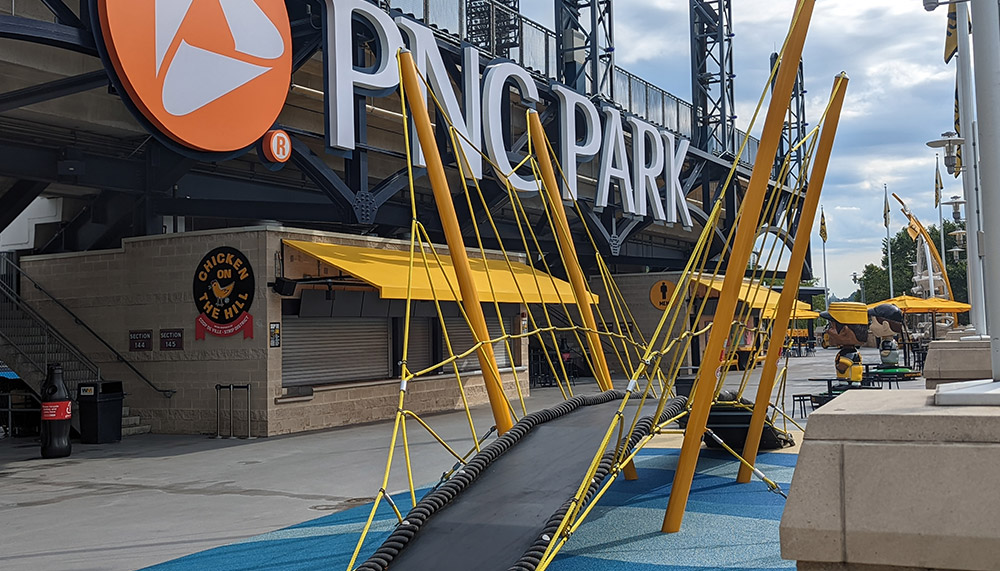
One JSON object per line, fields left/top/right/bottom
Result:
{"left": 17, "top": 226, "right": 532, "bottom": 437}
{"left": 20, "top": 228, "right": 272, "bottom": 436}
{"left": 268, "top": 369, "right": 528, "bottom": 435}
{"left": 588, "top": 272, "right": 691, "bottom": 376}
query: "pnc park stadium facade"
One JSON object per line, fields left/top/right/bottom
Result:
{"left": 0, "top": 0, "right": 810, "bottom": 436}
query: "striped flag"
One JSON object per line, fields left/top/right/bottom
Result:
{"left": 819, "top": 209, "right": 828, "bottom": 243}
{"left": 945, "top": 4, "right": 958, "bottom": 63}
{"left": 935, "top": 161, "right": 944, "bottom": 208}
{"left": 945, "top": 3, "right": 972, "bottom": 64}
{"left": 954, "top": 79, "right": 963, "bottom": 178}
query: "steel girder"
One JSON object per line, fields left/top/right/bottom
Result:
{"left": 0, "top": 1, "right": 799, "bottom": 278}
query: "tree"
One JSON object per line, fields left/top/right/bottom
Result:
{"left": 852, "top": 219, "right": 969, "bottom": 323}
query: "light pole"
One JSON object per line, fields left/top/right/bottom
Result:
{"left": 943, "top": 195, "right": 968, "bottom": 261}
{"left": 852, "top": 272, "right": 866, "bottom": 304}
{"left": 925, "top": 0, "right": 987, "bottom": 337}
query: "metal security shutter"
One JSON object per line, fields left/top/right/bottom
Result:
{"left": 403, "top": 317, "right": 434, "bottom": 376}
{"left": 442, "top": 315, "right": 510, "bottom": 372}
{"left": 282, "top": 317, "right": 390, "bottom": 386}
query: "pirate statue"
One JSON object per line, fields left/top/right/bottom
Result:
{"left": 820, "top": 302, "right": 870, "bottom": 383}
{"left": 869, "top": 303, "right": 905, "bottom": 366}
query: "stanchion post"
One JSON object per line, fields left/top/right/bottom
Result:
{"left": 228, "top": 384, "right": 235, "bottom": 439}
{"left": 215, "top": 384, "right": 221, "bottom": 439}
{"left": 246, "top": 383, "right": 252, "bottom": 439}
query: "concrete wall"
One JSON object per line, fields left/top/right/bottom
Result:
{"left": 20, "top": 228, "right": 271, "bottom": 435}
{"left": 19, "top": 226, "right": 530, "bottom": 437}
{"left": 589, "top": 272, "right": 692, "bottom": 376}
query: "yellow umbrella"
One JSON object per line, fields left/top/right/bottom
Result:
{"left": 760, "top": 303, "right": 819, "bottom": 320}
{"left": 866, "top": 295, "right": 970, "bottom": 314}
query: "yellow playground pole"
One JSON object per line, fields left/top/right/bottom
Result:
{"left": 662, "top": 0, "right": 815, "bottom": 533}
{"left": 527, "top": 110, "right": 614, "bottom": 392}
{"left": 737, "top": 73, "right": 849, "bottom": 484}
{"left": 399, "top": 50, "right": 513, "bottom": 435}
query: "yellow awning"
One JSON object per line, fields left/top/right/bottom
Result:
{"left": 691, "top": 276, "right": 814, "bottom": 318}
{"left": 284, "top": 240, "right": 593, "bottom": 305}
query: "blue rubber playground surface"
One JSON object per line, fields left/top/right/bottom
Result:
{"left": 144, "top": 448, "right": 796, "bottom": 571}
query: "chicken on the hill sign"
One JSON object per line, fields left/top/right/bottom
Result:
{"left": 193, "top": 247, "right": 255, "bottom": 340}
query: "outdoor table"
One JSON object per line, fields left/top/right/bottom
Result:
{"left": 808, "top": 377, "right": 852, "bottom": 394}
{"left": 863, "top": 366, "right": 921, "bottom": 389}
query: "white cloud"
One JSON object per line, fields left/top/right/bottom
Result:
{"left": 524, "top": 0, "right": 963, "bottom": 298}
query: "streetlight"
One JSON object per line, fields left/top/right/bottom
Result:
{"left": 927, "top": 132, "right": 966, "bottom": 175}
{"left": 923, "top": 0, "right": 969, "bottom": 11}
{"left": 851, "top": 272, "right": 866, "bottom": 304}
{"left": 943, "top": 195, "right": 966, "bottom": 223}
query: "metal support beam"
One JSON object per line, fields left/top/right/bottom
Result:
{"left": 556, "top": 0, "right": 615, "bottom": 98}
{"left": 152, "top": 198, "right": 354, "bottom": 224}
{"left": 145, "top": 142, "right": 195, "bottom": 193}
{"left": 41, "top": 0, "right": 84, "bottom": 29}
{"left": 0, "top": 15, "right": 97, "bottom": 56}
{"left": 0, "top": 70, "right": 107, "bottom": 113}
{"left": 0, "top": 140, "right": 145, "bottom": 192}
{"left": 288, "top": 136, "right": 356, "bottom": 212}
{"left": 0, "top": 180, "right": 49, "bottom": 233}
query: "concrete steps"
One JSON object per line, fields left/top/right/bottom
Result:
{"left": 122, "top": 424, "right": 151, "bottom": 437}
{"left": 119, "top": 405, "right": 150, "bottom": 437}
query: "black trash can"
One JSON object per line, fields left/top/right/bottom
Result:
{"left": 77, "top": 381, "right": 124, "bottom": 444}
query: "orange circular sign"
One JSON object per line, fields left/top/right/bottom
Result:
{"left": 649, "top": 280, "right": 676, "bottom": 310}
{"left": 97, "top": 0, "right": 292, "bottom": 153}
{"left": 262, "top": 129, "right": 291, "bottom": 163}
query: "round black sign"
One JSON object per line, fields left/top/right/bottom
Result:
{"left": 193, "top": 247, "right": 255, "bottom": 325}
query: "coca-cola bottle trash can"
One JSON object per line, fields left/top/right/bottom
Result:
{"left": 40, "top": 364, "right": 72, "bottom": 458}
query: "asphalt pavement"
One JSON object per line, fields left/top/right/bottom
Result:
{"left": 0, "top": 345, "right": 922, "bottom": 571}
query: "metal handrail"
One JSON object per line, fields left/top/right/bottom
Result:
{"left": 0, "top": 257, "right": 175, "bottom": 398}
{"left": 0, "top": 280, "right": 100, "bottom": 378}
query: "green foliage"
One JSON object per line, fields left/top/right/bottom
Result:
{"left": 848, "top": 220, "right": 969, "bottom": 324}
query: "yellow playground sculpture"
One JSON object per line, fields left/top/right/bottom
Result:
{"left": 346, "top": 1, "right": 849, "bottom": 569}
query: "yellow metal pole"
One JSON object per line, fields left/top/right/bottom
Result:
{"left": 662, "top": 0, "right": 815, "bottom": 533}
{"left": 528, "top": 110, "right": 614, "bottom": 392}
{"left": 399, "top": 50, "right": 513, "bottom": 434}
{"left": 737, "top": 73, "right": 849, "bottom": 484}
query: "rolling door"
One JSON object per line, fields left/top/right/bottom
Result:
{"left": 282, "top": 317, "right": 390, "bottom": 386}
{"left": 442, "top": 315, "right": 510, "bottom": 372}
{"left": 403, "top": 317, "right": 434, "bottom": 376}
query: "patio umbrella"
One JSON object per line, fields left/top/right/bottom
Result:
{"left": 866, "top": 295, "right": 970, "bottom": 314}
{"left": 760, "top": 304, "right": 820, "bottom": 320}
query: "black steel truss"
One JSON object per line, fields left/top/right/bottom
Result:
{"left": 0, "top": 1, "right": 807, "bottom": 277}
{"left": 690, "top": 0, "right": 735, "bottom": 157}
{"left": 555, "top": 0, "right": 615, "bottom": 98}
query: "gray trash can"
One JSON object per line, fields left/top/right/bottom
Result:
{"left": 77, "top": 381, "right": 124, "bottom": 444}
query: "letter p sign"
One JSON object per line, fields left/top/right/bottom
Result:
{"left": 263, "top": 129, "right": 291, "bottom": 163}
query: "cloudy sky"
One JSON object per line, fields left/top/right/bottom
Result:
{"left": 520, "top": 1, "right": 961, "bottom": 299}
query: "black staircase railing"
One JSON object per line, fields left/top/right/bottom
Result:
{"left": 0, "top": 273, "right": 103, "bottom": 398}
{"left": 0, "top": 254, "right": 175, "bottom": 398}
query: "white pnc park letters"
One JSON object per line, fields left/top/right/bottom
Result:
{"left": 322, "top": 0, "right": 692, "bottom": 227}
